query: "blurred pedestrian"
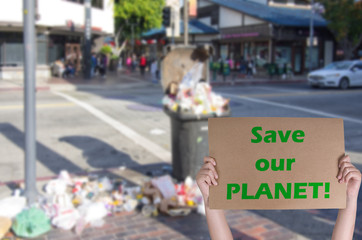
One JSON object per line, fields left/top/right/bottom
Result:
{"left": 99, "top": 54, "right": 108, "bottom": 78}
{"left": 150, "top": 59, "right": 158, "bottom": 83}
{"left": 240, "top": 58, "right": 247, "bottom": 76}
{"left": 222, "top": 60, "right": 230, "bottom": 82}
{"left": 126, "top": 55, "right": 132, "bottom": 72}
{"left": 91, "top": 52, "right": 97, "bottom": 78}
{"left": 139, "top": 54, "right": 147, "bottom": 76}
{"left": 63, "top": 61, "right": 75, "bottom": 78}
{"left": 212, "top": 59, "right": 220, "bottom": 81}
{"left": 246, "top": 57, "right": 254, "bottom": 78}
{"left": 132, "top": 53, "right": 137, "bottom": 72}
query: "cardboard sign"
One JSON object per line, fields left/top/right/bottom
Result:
{"left": 208, "top": 117, "right": 346, "bottom": 210}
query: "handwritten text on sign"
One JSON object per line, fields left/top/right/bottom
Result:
{"left": 208, "top": 118, "right": 346, "bottom": 210}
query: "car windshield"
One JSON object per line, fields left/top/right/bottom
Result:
{"left": 324, "top": 61, "right": 353, "bottom": 70}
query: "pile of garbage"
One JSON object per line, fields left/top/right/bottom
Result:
{"left": 0, "top": 171, "right": 204, "bottom": 239}
{"left": 162, "top": 47, "right": 230, "bottom": 116}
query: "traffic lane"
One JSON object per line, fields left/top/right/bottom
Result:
{"left": 0, "top": 90, "right": 163, "bottom": 183}
{"left": 63, "top": 89, "right": 172, "bottom": 152}
{"left": 214, "top": 83, "right": 362, "bottom": 97}
{"left": 247, "top": 90, "right": 362, "bottom": 121}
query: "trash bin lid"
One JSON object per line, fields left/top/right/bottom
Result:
{"left": 161, "top": 46, "right": 208, "bottom": 93}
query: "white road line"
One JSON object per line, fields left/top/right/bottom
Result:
{"left": 222, "top": 93, "right": 362, "bottom": 125}
{"left": 52, "top": 91, "right": 171, "bottom": 162}
{"left": 254, "top": 86, "right": 303, "bottom": 93}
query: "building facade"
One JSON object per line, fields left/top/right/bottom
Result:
{"left": 197, "top": 0, "right": 335, "bottom": 74}
{"left": 0, "top": 0, "right": 114, "bottom": 80}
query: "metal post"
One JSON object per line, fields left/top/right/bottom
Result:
{"left": 308, "top": 0, "right": 314, "bottom": 73}
{"left": 172, "top": 22, "right": 175, "bottom": 45}
{"left": 84, "top": 0, "right": 92, "bottom": 79}
{"left": 23, "top": 0, "right": 37, "bottom": 205}
{"left": 184, "top": 0, "right": 188, "bottom": 45}
{"left": 131, "top": 24, "right": 135, "bottom": 53}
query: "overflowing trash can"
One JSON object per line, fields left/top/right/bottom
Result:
{"left": 161, "top": 45, "right": 231, "bottom": 181}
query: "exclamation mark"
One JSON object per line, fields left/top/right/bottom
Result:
{"left": 325, "top": 182, "right": 330, "bottom": 199}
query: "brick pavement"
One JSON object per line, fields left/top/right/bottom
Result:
{"left": 3, "top": 208, "right": 301, "bottom": 240}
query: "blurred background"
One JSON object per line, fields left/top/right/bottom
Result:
{"left": 0, "top": 0, "right": 362, "bottom": 239}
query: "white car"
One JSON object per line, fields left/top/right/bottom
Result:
{"left": 308, "top": 60, "right": 362, "bottom": 89}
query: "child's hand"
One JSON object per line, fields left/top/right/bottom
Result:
{"left": 337, "top": 155, "right": 361, "bottom": 200}
{"left": 196, "top": 156, "right": 219, "bottom": 201}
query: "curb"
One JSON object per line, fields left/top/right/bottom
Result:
{"left": 0, "top": 86, "right": 50, "bottom": 92}
{"left": 210, "top": 79, "right": 307, "bottom": 86}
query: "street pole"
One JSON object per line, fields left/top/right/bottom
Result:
{"left": 184, "top": 0, "right": 188, "bottom": 45}
{"left": 23, "top": 0, "right": 37, "bottom": 205}
{"left": 172, "top": 22, "right": 175, "bottom": 45}
{"left": 308, "top": 0, "right": 314, "bottom": 73}
{"left": 84, "top": 0, "right": 92, "bottom": 79}
{"left": 131, "top": 24, "right": 135, "bottom": 53}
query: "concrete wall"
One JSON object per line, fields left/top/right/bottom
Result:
{"left": 199, "top": 17, "right": 212, "bottom": 26}
{"left": 244, "top": 15, "right": 265, "bottom": 25}
{"left": 0, "top": 65, "right": 51, "bottom": 80}
{"left": 0, "top": 0, "right": 114, "bottom": 34}
{"left": 219, "top": 7, "right": 242, "bottom": 28}
{"left": 198, "top": 0, "right": 213, "bottom": 7}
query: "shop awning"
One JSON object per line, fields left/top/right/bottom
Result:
{"left": 210, "top": 0, "right": 327, "bottom": 27}
{"left": 142, "top": 19, "right": 219, "bottom": 38}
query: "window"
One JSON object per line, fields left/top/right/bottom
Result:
{"left": 4, "top": 43, "right": 24, "bottom": 65}
{"left": 354, "top": 63, "right": 362, "bottom": 70}
{"left": 92, "top": 0, "right": 103, "bottom": 9}
{"left": 64, "top": 0, "right": 103, "bottom": 9}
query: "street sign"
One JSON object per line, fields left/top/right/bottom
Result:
{"left": 166, "top": 0, "right": 180, "bottom": 38}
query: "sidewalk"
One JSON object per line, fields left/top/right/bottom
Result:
{"left": 0, "top": 70, "right": 307, "bottom": 92}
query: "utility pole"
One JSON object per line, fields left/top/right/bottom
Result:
{"left": 184, "top": 0, "right": 188, "bottom": 45}
{"left": 308, "top": 0, "right": 314, "bottom": 73}
{"left": 131, "top": 23, "right": 135, "bottom": 53}
{"left": 23, "top": 0, "right": 37, "bottom": 205}
{"left": 84, "top": 0, "right": 92, "bottom": 79}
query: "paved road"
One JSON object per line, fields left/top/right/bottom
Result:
{"left": 0, "top": 80, "right": 361, "bottom": 239}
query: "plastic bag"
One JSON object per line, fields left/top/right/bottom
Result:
{"left": 0, "top": 196, "right": 26, "bottom": 219}
{"left": 78, "top": 202, "right": 108, "bottom": 224}
{"left": 52, "top": 208, "right": 80, "bottom": 230}
{"left": 45, "top": 179, "right": 67, "bottom": 195}
{"left": 181, "top": 63, "right": 204, "bottom": 89}
{"left": 12, "top": 207, "right": 51, "bottom": 238}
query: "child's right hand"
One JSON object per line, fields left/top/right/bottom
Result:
{"left": 196, "top": 156, "right": 219, "bottom": 201}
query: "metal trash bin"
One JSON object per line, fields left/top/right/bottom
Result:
{"left": 161, "top": 44, "right": 230, "bottom": 181}
{"left": 164, "top": 108, "right": 230, "bottom": 181}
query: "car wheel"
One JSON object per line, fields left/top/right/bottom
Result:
{"left": 339, "top": 78, "right": 349, "bottom": 90}
{"left": 310, "top": 84, "right": 319, "bottom": 89}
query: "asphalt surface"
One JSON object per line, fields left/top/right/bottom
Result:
{"left": 0, "top": 81, "right": 361, "bottom": 239}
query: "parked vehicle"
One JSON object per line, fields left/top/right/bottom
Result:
{"left": 308, "top": 60, "right": 362, "bottom": 89}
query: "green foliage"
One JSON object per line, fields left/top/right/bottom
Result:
{"left": 100, "top": 45, "right": 113, "bottom": 54}
{"left": 114, "top": 0, "right": 164, "bottom": 40}
{"left": 319, "top": 0, "right": 362, "bottom": 58}
{"left": 111, "top": 54, "right": 120, "bottom": 60}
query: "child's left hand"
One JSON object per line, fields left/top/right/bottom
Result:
{"left": 337, "top": 155, "right": 361, "bottom": 200}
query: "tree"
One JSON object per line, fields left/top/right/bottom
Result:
{"left": 113, "top": 0, "right": 164, "bottom": 53}
{"left": 319, "top": 0, "right": 362, "bottom": 59}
